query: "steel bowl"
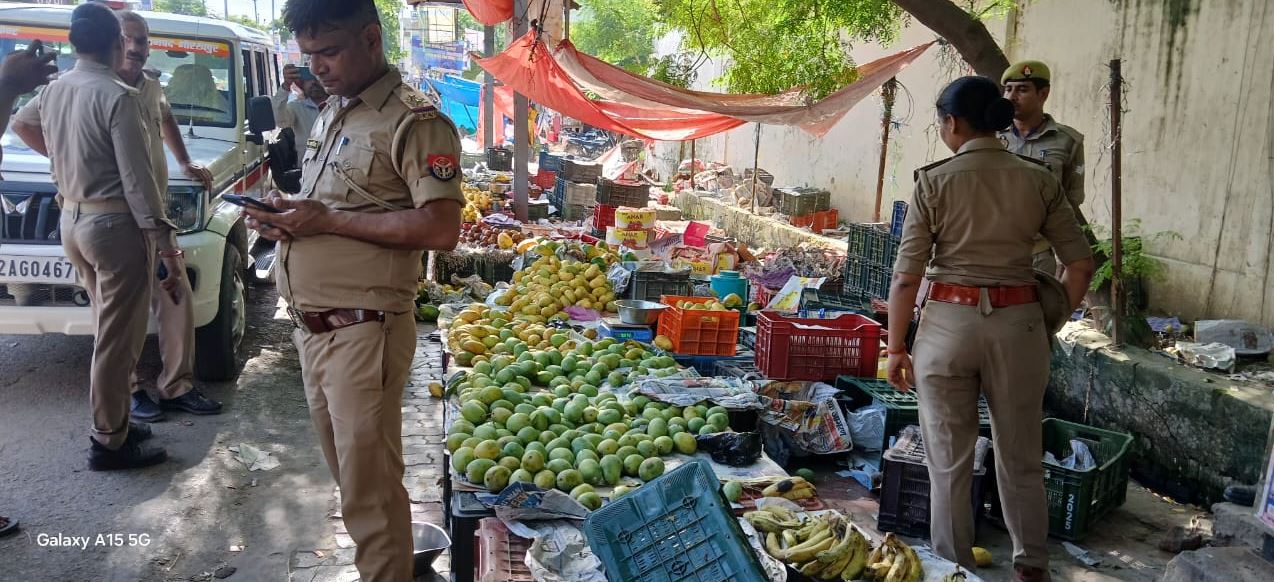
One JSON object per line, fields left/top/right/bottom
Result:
{"left": 615, "top": 300, "right": 668, "bottom": 326}
{"left": 412, "top": 521, "right": 451, "bottom": 576}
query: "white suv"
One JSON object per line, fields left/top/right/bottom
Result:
{"left": 0, "top": 4, "right": 283, "bottom": 380}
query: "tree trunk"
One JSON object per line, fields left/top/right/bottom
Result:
{"left": 891, "top": 0, "right": 1010, "bottom": 79}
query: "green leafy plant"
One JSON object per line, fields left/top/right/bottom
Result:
{"left": 1086, "top": 220, "right": 1181, "bottom": 292}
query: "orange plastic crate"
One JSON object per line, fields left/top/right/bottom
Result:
{"left": 476, "top": 518, "right": 534, "bottom": 582}
{"left": 657, "top": 295, "right": 740, "bottom": 356}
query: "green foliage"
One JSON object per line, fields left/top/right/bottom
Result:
{"left": 650, "top": 52, "right": 697, "bottom": 88}
{"left": 574, "top": 0, "right": 660, "bottom": 74}
{"left": 153, "top": 0, "right": 209, "bottom": 17}
{"left": 223, "top": 14, "right": 263, "bottom": 31}
{"left": 375, "top": 0, "right": 404, "bottom": 66}
{"left": 1087, "top": 220, "right": 1182, "bottom": 292}
{"left": 656, "top": 0, "right": 901, "bottom": 99}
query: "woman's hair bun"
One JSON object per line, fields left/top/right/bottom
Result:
{"left": 68, "top": 3, "right": 121, "bottom": 57}
{"left": 982, "top": 97, "right": 1015, "bottom": 131}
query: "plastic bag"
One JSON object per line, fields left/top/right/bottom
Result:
{"left": 695, "top": 431, "right": 763, "bottom": 467}
{"left": 1044, "top": 439, "right": 1097, "bottom": 472}
{"left": 846, "top": 403, "right": 887, "bottom": 452}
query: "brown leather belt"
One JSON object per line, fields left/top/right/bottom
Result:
{"left": 927, "top": 282, "right": 1038, "bottom": 308}
{"left": 287, "top": 307, "right": 385, "bottom": 333}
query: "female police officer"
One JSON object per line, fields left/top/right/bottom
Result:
{"left": 885, "top": 76, "right": 1095, "bottom": 581}
{"left": 32, "top": 2, "right": 182, "bottom": 470}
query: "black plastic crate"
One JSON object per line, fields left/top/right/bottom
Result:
{"left": 815, "top": 189, "right": 831, "bottom": 212}
{"left": 597, "top": 178, "right": 649, "bottom": 207}
{"left": 673, "top": 353, "right": 753, "bottom": 376}
{"left": 448, "top": 490, "right": 493, "bottom": 582}
{"left": 847, "top": 223, "right": 899, "bottom": 266}
{"left": 775, "top": 188, "right": 818, "bottom": 216}
{"left": 527, "top": 203, "right": 550, "bottom": 221}
{"left": 628, "top": 269, "right": 692, "bottom": 303}
{"left": 475, "top": 254, "right": 516, "bottom": 285}
{"left": 877, "top": 435, "right": 993, "bottom": 540}
{"left": 486, "top": 147, "right": 512, "bottom": 171}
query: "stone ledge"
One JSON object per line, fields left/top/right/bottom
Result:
{"left": 1161, "top": 547, "right": 1274, "bottom": 582}
{"left": 1046, "top": 323, "right": 1274, "bottom": 505}
{"left": 1212, "top": 502, "right": 1272, "bottom": 551}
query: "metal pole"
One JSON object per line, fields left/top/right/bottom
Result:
{"left": 513, "top": 0, "right": 530, "bottom": 221}
{"left": 253, "top": 0, "right": 259, "bottom": 24}
{"left": 563, "top": 0, "right": 570, "bottom": 40}
{"left": 750, "top": 123, "right": 761, "bottom": 215}
{"left": 482, "top": 25, "right": 495, "bottom": 151}
{"left": 873, "top": 78, "right": 897, "bottom": 223}
{"left": 224, "top": 0, "right": 229, "bottom": 20}
{"left": 1110, "top": 59, "right": 1124, "bottom": 345}
{"left": 689, "top": 140, "right": 696, "bottom": 190}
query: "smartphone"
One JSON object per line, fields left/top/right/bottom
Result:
{"left": 223, "top": 194, "right": 282, "bottom": 213}
{"left": 297, "top": 66, "right": 316, "bottom": 82}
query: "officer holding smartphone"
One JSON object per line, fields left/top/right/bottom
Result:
{"left": 273, "top": 62, "right": 328, "bottom": 159}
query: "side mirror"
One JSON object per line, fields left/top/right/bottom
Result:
{"left": 245, "top": 95, "right": 276, "bottom": 145}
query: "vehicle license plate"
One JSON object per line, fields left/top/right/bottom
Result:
{"left": 0, "top": 255, "right": 78, "bottom": 284}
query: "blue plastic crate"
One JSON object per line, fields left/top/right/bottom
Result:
{"left": 539, "top": 150, "right": 563, "bottom": 173}
{"left": 890, "top": 200, "right": 909, "bottom": 238}
{"left": 599, "top": 320, "right": 655, "bottom": 343}
{"left": 673, "top": 354, "right": 753, "bottom": 376}
{"left": 584, "top": 458, "right": 766, "bottom": 582}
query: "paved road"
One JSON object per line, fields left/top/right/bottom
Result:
{"left": 0, "top": 285, "right": 338, "bottom": 581}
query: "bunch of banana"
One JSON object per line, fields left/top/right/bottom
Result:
{"left": 761, "top": 476, "right": 817, "bottom": 500}
{"left": 863, "top": 533, "right": 923, "bottom": 582}
{"left": 757, "top": 512, "right": 872, "bottom": 581}
{"left": 743, "top": 506, "right": 802, "bottom": 533}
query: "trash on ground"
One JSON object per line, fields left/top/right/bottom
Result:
{"left": 229, "top": 444, "right": 280, "bottom": 472}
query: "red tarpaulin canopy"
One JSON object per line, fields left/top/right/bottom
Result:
{"left": 460, "top": 0, "right": 513, "bottom": 26}
{"left": 474, "top": 31, "right": 934, "bottom": 140}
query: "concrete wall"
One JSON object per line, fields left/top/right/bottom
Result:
{"left": 657, "top": 0, "right": 1274, "bottom": 326}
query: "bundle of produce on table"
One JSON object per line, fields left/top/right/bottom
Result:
{"left": 747, "top": 504, "right": 924, "bottom": 582}
{"left": 494, "top": 247, "right": 620, "bottom": 315}
{"left": 460, "top": 222, "right": 527, "bottom": 248}
{"left": 415, "top": 278, "right": 494, "bottom": 321}
{"left": 462, "top": 185, "right": 494, "bottom": 223}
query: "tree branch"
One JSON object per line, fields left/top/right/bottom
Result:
{"left": 890, "top": 0, "right": 1009, "bottom": 79}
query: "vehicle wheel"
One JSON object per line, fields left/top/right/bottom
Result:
{"left": 195, "top": 243, "right": 247, "bottom": 381}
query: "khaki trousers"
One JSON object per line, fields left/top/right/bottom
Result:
{"left": 61, "top": 211, "right": 154, "bottom": 450}
{"left": 131, "top": 272, "right": 195, "bottom": 400}
{"left": 295, "top": 310, "right": 416, "bottom": 581}
{"left": 912, "top": 299, "right": 1051, "bottom": 572}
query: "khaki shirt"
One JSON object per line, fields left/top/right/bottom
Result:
{"left": 136, "top": 72, "right": 172, "bottom": 192}
{"left": 17, "top": 71, "right": 169, "bottom": 193}
{"left": 1000, "top": 114, "right": 1084, "bottom": 207}
{"left": 278, "top": 68, "right": 464, "bottom": 313}
{"left": 18, "top": 60, "right": 175, "bottom": 245}
{"left": 893, "top": 137, "right": 1091, "bottom": 287}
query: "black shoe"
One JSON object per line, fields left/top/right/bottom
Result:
{"left": 127, "top": 421, "right": 153, "bottom": 442}
{"left": 160, "top": 389, "right": 223, "bottom": 415}
{"left": 88, "top": 438, "right": 167, "bottom": 471}
{"left": 130, "top": 392, "right": 166, "bottom": 423}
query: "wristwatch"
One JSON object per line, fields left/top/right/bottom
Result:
{"left": 158, "top": 249, "right": 185, "bottom": 258}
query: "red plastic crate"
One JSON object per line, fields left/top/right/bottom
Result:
{"left": 755, "top": 310, "right": 883, "bottom": 381}
{"left": 476, "top": 517, "right": 534, "bottom": 582}
{"left": 754, "top": 286, "right": 777, "bottom": 308}
{"left": 814, "top": 209, "right": 839, "bottom": 232}
{"left": 533, "top": 170, "right": 557, "bottom": 190}
{"left": 592, "top": 203, "right": 617, "bottom": 231}
{"left": 789, "top": 213, "right": 817, "bottom": 229}
{"left": 657, "top": 295, "right": 740, "bottom": 356}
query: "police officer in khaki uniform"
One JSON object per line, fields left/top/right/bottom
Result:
{"left": 887, "top": 77, "right": 1095, "bottom": 581}
{"left": 242, "top": 1, "right": 463, "bottom": 579}
{"left": 999, "top": 60, "right": 1086, "bottom": 274}
{"left": 13, "top": 11, "right": 223, "bottom": 421}
{"left": 31, "top": 3, "right": 181, "bottom": 470}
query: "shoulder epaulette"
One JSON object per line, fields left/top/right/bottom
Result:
{"left": 913, "top": 155, "right": 955, "bottom": 181}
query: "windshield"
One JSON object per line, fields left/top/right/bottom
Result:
{"left": 1, "top": 24, "right": 237, "bottom": 128}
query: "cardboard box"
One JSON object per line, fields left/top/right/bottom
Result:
{"left": 615, "top": 207, "right": 657, "bottom": 230}
{"left": 605, "top": 226, "right": 651, "bottom": 249}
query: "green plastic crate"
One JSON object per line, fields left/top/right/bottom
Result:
{"left": 1042, "top": 418, "right": 1133, "bottom": 541}
{"left": 835, "top": 376, "right": 991, "bottom": 452}
{"left": 583, "top": 458, "right": 765, "bottom": 582}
